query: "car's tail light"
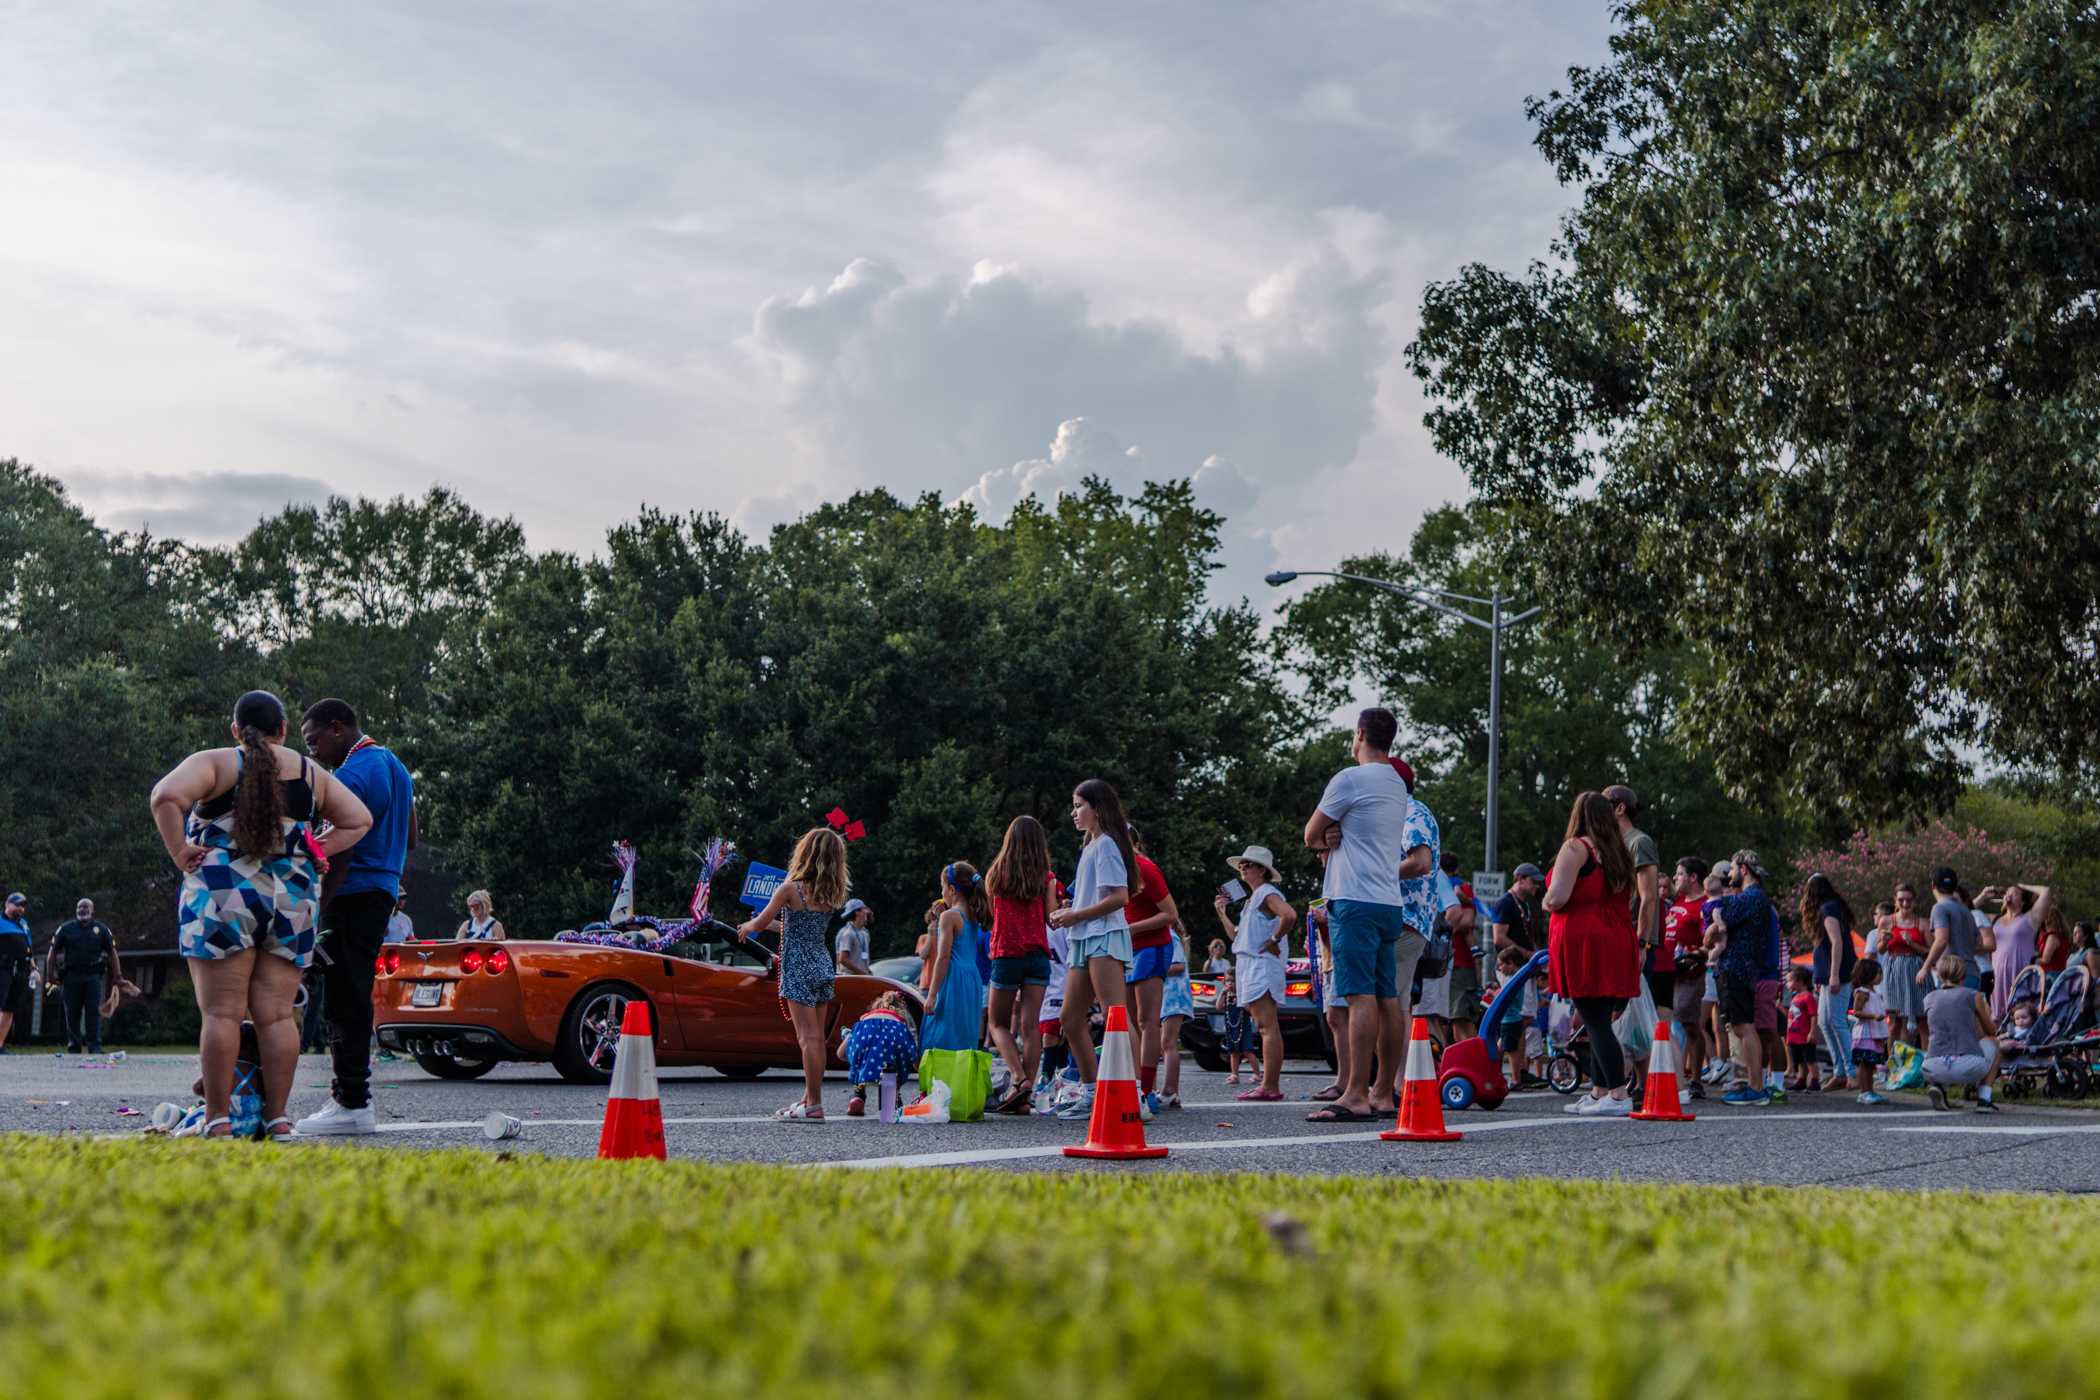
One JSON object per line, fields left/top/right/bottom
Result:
{"left": 460, "top": 948, "right": 486, "bottom": 975}
{"left": 1287, "top": 981, "right": 1312, "bottom": 999}
{"left": 485, "top": 947, "right": 511, "bottom": 975}
{"left": 376, "top": 949, "right": 402, "bottom": 977}
{"left": 1190, "top": 979, "right": 1216, "bottom": 998}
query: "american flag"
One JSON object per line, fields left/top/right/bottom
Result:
{"left": 690, "top": 836, "right": 735, "bottom": 922}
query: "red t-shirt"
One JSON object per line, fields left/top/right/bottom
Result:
{"left": 1785, "top": 992, "right": 1815, "bottom": 1045}
{"left": 989, "top": 874, "right": 1056, "bottom": 959}
{"left": 1662, "top": 895, "right": 1705, "bottom": 975}
{"left": 1452, "top": 882, "right": 1477, "bottom": 968}
{"left": 1125, "top": 854, "right": 1172, "bottom": 951}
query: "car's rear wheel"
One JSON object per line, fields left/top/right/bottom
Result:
{"left": 413, "top": 1050, "right": 500, "bottom": 1080}
{"left": 1190, "top": 1045, "right": 1228, "bottom": 1073}
{"left": 711, "top": 1064, "right": 767, "bottom": 1081}
{"left": 555, "top": 982, "right": 648, "bottom": 1085}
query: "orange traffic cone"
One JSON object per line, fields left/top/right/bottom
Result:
{"left": 1065, "top": 1003, "right": 1168, "bottom": 1160}
{"left": 597, "top": 1000, "right": 667, "bottom": 1159}
{"left": 1381, "top": 1015, "right": 1461, "bottom": 1142}
{"left": 1629, "top": 1010, "right": 1694, "bottom": 1121}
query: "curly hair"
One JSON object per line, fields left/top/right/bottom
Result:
{"left": 231, "top": 691, "right": 288, "bottom": 862}
{"left": 786, "top": 827, "right": 850, "bottom": 910}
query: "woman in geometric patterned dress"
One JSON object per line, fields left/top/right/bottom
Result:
{"left": 149, "top": 691, "right": 371, "bottom": 1139}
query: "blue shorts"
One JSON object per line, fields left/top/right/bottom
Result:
{"left": 1126, "top": 943, "right": 1171, "bottom": 983}
{"left": 990, "top": 951, "right": 1051, "bottom": 989}
{"left": 1328, "top": 900, "right": 1420, "bottom": 1000}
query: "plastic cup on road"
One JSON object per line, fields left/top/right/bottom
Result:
{"left": 150, "top": 1102, "right": 184, "bottom": 1132}
{"left": 483, "top": 1112, "right": 524, "bottom": 1141}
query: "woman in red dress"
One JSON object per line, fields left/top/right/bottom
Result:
{"left": 1543, "top": 790, "right": 1640, "bottom": 1115}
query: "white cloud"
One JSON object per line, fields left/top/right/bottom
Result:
{"left": 0, "top": 3, "right": 1614, "bottom": 581}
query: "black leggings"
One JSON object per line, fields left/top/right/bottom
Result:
{"left": 1574, "top": 996, "right": 1629, "bottom": 1091}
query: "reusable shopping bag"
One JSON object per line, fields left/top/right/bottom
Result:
{"left": 1613, "top": 980, "right": 1658, "bottom": 1060}
{"left": 917, "top": 1047, "right": 993, "bottom": 1122}
{"left": 1884, "top": 1040, "right": 1925, "bottom": 1091}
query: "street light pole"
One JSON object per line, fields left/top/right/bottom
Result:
{"left": 1486, "top": 589, "right": 1503, "bottom": 874}
{"left": 1265, "top": 569, "right": 1539, "bottom": 877}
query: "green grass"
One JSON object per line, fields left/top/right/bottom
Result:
{"left": 3, "top": 1137, "right": 2097, "bottom": 1399}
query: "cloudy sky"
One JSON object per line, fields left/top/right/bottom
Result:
{"left": 1, "top": 2, "right": 1609, "bottom": 602}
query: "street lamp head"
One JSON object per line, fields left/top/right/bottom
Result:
{"left": 1263, "top": 570, "right": 1298, "bottom": 587}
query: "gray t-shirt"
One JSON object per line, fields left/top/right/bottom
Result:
{"left": 1625, "top": 826, "right": 1660, "bottom": 940}
{"left": 1316, "top": 762, "right": 1414, "bottom": 907}
{"left": 1931, "top": 895, "right": 1976, "bottom": 960}
{"left": 1924, "top": 985, "right": 1985, "bottom": 1060}
{"left": 834, "top": 924, "right": 869, "bottom": 969}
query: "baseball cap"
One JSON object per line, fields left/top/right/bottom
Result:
{"left": 1387, "top": 756, "right": 1416, "bottom": 792}
{"left": 3, "top": 892, "right": 24, "bottom": 907}
{"left": 1931, "top": 866, "right": 1958, "bottom": 892}
{"left": 1512, "top": 863, "right": 1543, "bottom": 882}
{"left": 1710, "top": 860, "right": 1733, "bottom": 880}
{"left": 840, "top": 898, "right": 868, "bottom": 919}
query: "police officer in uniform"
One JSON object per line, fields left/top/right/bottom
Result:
{"left": 46, "top": 898, "right": 120, "bottom": 1055}
{"left": 0, "top": 893, "right": 33, "bottom": 1051}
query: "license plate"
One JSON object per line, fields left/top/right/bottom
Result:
{"left": 411, "top": 982, "right": 443, "bottom": 1008}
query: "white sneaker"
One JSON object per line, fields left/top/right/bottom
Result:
{"left": 1581, "top": 1094, "right": 1634, "bottom": 1117}
{"left": 1564, "top": 1094, "right": 1598, "bottom": 1114}
{"left": 1055, "top": 1088, "right": 1095, "bottom": 1121}
{"left": 295, "top": 1099, "right": 377, "bottom": 1136}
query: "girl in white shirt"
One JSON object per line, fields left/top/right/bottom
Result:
{"left": 1046, "top": 779, "right": 1139, "bottom": 1122}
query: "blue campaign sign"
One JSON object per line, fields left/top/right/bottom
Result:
{"left": 739, "top": 861, "right": 788, "bottom": 909}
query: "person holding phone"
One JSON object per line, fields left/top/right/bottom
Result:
{"left": 1213, "top": 845, "right": 1296, "bottom": 1101}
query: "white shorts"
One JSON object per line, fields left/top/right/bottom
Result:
{"left": 1415, "top": 969, "right": 1452, "bottom": 1018}
{"left": 1235, "top": 953, "right": 1286, "bottom": 1007}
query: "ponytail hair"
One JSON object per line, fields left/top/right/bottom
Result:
{"left": 231, "top": 690, "right": 288, "bottom": 861}
{"left": 1074, "top": 778, "right": 1142, "bottom": 899}
{"left": 943, "top": 860, "right": 992, "bottom": 930}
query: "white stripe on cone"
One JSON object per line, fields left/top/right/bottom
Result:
{"left": 1096, "top": 1024, "right": 1135, "bottom": 1082}
{"left": 1649, "top": 1029, "right": 1678, "bottom": 1076}
{"left": 609, "top": 1026, "right": 659, "bottom": 1103}
{"left": 1404, "top": 1032, "right": 1436, "bottom": 1081}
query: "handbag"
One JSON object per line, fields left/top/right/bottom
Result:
{"left": 1416, "top": 912, "right": 1454, "bottom": 981}
{"left": 1884, "top": 1040, "right": 1925, "bottom": 1091}
{"left": 916, "top": 1047, "right": 993, "bottom": 1122}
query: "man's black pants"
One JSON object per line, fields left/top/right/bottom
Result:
{"left": 62, "top": 973, "right": 104, "bottom": 1052}
{"left": 324, "top": 890, "right": 393, "bottom": 1110}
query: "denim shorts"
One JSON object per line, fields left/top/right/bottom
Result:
{"left": 990, "top": 951, "right": 1051, "bottom": 989}
{"left": 1067, "top": 924, "right": 1133, "bottom": 968}
{"left": 1125, "top": 943, "right": 1172, "bottom": 983}
{"left": 1328, "top": 900, "right": 1420, "bottom": 1000}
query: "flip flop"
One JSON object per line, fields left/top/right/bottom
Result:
{"left": 1307, "top": 1085, "right": 1344, "bottom": 1102}
{"left": 1236, "top": 1088, "right": 1284, "bottom": 1101}
{"left": 1305, "top": 1105, "right": 1377, "bottom": 1123}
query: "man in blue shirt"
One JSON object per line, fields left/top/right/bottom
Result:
{"left": 1704, "top": 849, "right": 1784, "bottom": 1106}
{"left": 296, "top": 698, "right": 417, "bottom": 1135}
{"left": 0, "top": 892, "right": 33, "bottom": 1051}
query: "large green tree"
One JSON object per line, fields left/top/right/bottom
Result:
{"left": 424, "top": 481, "right": 1321, "bottom": 949}
{"left": 1277, "top": 505, "right": 1802, "bottom": 874}
{"left": 1407, "top": 0, "right": 2100, "bottom": 820}
{"left": 0, "top": 460, "right": 257, "bottom": 940}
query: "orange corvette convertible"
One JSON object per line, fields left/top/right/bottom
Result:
{"left": 371, "top": 919, "right": 923, "bottom": 1084}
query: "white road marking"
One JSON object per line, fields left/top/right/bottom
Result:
{"left": 1885, "top": 1122, "right": 2100, "bottom": 1136}
{"left": 828, "top": 1114, "right": 1580, "bottom": 1170}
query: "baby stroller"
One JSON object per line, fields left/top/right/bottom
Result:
{"left": 1543, "top": 994, "right": 1645, "bottom": 1099}
{"left": 1997, "top": 964, "right": 2094, "bottom": 1101}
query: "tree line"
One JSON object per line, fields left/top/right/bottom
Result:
{"left": 1, "top": 456, "right": 1825, "bottom": 953}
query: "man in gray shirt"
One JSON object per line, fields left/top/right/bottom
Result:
{"left": 1921, "top": 867, "right": 1982, "bottom": 993}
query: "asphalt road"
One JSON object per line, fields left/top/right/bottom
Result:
{"left": 8, "top": 1051, "right": 2097, "bottom": 1191}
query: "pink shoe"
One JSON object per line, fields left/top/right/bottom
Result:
{"left": 1225, "top": 1073, "right": 1242, "bottom": 1085}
